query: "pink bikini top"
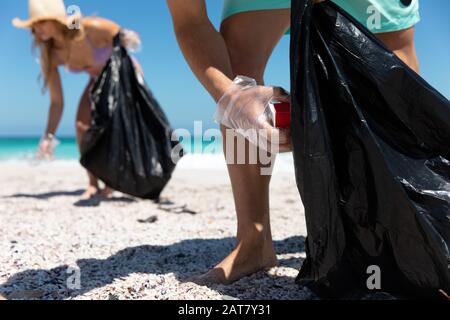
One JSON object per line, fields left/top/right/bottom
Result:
{"left": 62, "top": 33, "right": 113, "bottom": 77}
{"left": 58, "top": 29, "right": 141, "bottom": 77}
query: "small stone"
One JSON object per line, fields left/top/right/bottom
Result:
{"left": 137, "top": 216, "right": 158, "bottom": 224}
{"left": 157, "top": 276, "right": 165, "bottom": 285}
{"left": 108, "top": 293, "right": 120, "bottom": 300}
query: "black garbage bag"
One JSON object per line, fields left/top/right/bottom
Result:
{"left": 80, "top": 33, "right": 182, "bottom": 200}
{"left": 290, "top": 0, "right": 450, "bottom": 298}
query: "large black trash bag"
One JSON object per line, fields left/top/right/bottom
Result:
{"left": 290, "top": 0, "right": 450, "bottom": 298}
{"left": 80, "top": 33, "right": 182, "bottom": 200}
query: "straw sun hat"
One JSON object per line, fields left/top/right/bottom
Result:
{"left": 12, "top": 0, "right": 81, "bottom": 29}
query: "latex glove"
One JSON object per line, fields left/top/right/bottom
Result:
{"left": 120, "top": 29, "right": 142, "bottom": 53}
{"left": 215, "top": 76, "right": 291, "bottom": 153}
{"left": 36, "top": 134, "right": 59, "bottom": 161}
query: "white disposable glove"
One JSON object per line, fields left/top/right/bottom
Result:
{"left": 215, "top": 76, "right": 291, "bottom": 153}
{"left": 36, "top": 134, "right": 60, "bottom": 161}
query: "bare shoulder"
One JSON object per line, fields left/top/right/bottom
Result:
{"left": 82, "top": 17, "right": 121, "bottom": 47}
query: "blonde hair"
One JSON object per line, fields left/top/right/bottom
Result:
{"left": 32, "top": 19, "right": 84, "bottom": 92}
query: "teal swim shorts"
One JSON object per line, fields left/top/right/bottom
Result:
{"left": 222, "top": 0, "right": 421, "bottom": 33}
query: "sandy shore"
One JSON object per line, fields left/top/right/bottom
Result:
{"left": 0, "top": 155, "right": 314, "bottom": 300}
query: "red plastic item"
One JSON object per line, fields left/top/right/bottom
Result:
{"left": 273, "top": 102, "right": 291, "bottom": 129}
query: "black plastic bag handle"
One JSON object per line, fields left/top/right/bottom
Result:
{"left": 113, "top": 31, "right": 122, "bottom": 48}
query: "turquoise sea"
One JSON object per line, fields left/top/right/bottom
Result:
{"left": 0, "top": 137, "right": 223, "bottom": 161}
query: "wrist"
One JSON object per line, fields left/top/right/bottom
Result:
{"left": 213, "top": 76, "right": 234, "bottom": 102}
{"left": 215, "top": 75, "right": 258, "bottom": 102}
{"left": 43, "top": 133, "right": 55, "bottom": 140}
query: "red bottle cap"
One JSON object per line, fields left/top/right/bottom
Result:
{"left": 273, "top": 102, "right": 291, "bottom": 129}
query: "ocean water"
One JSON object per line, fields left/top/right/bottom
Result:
{"left": 0, "top": 136, "right": 223, "bottom": 161}
{"left": 0, "top": 136, "right": 295, "bottom": 173}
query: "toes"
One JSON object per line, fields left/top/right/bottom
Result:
{"left": 186, "top": 269, "right": 227, "bottom": 286}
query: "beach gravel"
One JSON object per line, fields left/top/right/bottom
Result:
{"left": 0, "top": 158, "right": 313, "bottom": 300}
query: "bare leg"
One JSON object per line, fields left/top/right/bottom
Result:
{"left": 195, "top": 10, "right": 290, "bottom": 285}
{"left": 193, "top": 12, "right": 419, "bottom": 286}
{"left": 75, "top": 79, "right": 112, "bottom": 199}
{"left": 376, "top": 27, "right": 420, "bottom": 73}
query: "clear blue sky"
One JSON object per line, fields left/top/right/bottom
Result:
{"left": 0, "top": 0, "right": 448, "bottom": 137}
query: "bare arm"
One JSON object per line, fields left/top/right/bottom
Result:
{"left": 45, "top": 67, "right": 64, "bottom": 136}
{"left": 82, "top": 17, "right": 121, "bottom": 48}
{"left": 167, "top": 0, "right": 234, "bottom": 102}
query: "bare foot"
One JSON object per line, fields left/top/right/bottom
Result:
{"left": 81, "top": 185, "right": 99, "bottom": 200}
{"left": 98, "top": 186, "right": 114, "bottom": 199}
{"left": 191, "top": 234, "right": 278, "bottom": 285}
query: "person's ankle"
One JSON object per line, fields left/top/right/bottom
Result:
{"left": 237, "top": 226, "right": 273, "bottom": 247}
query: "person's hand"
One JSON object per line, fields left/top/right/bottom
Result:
{"left": 120, "top": 29, "right": 142, "bottom": 53}
{"left": 36, "top": 134, "right": 59, "bottom": 161}
{"left": 215, "top": 76, "right": 292, "bottom": 153}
